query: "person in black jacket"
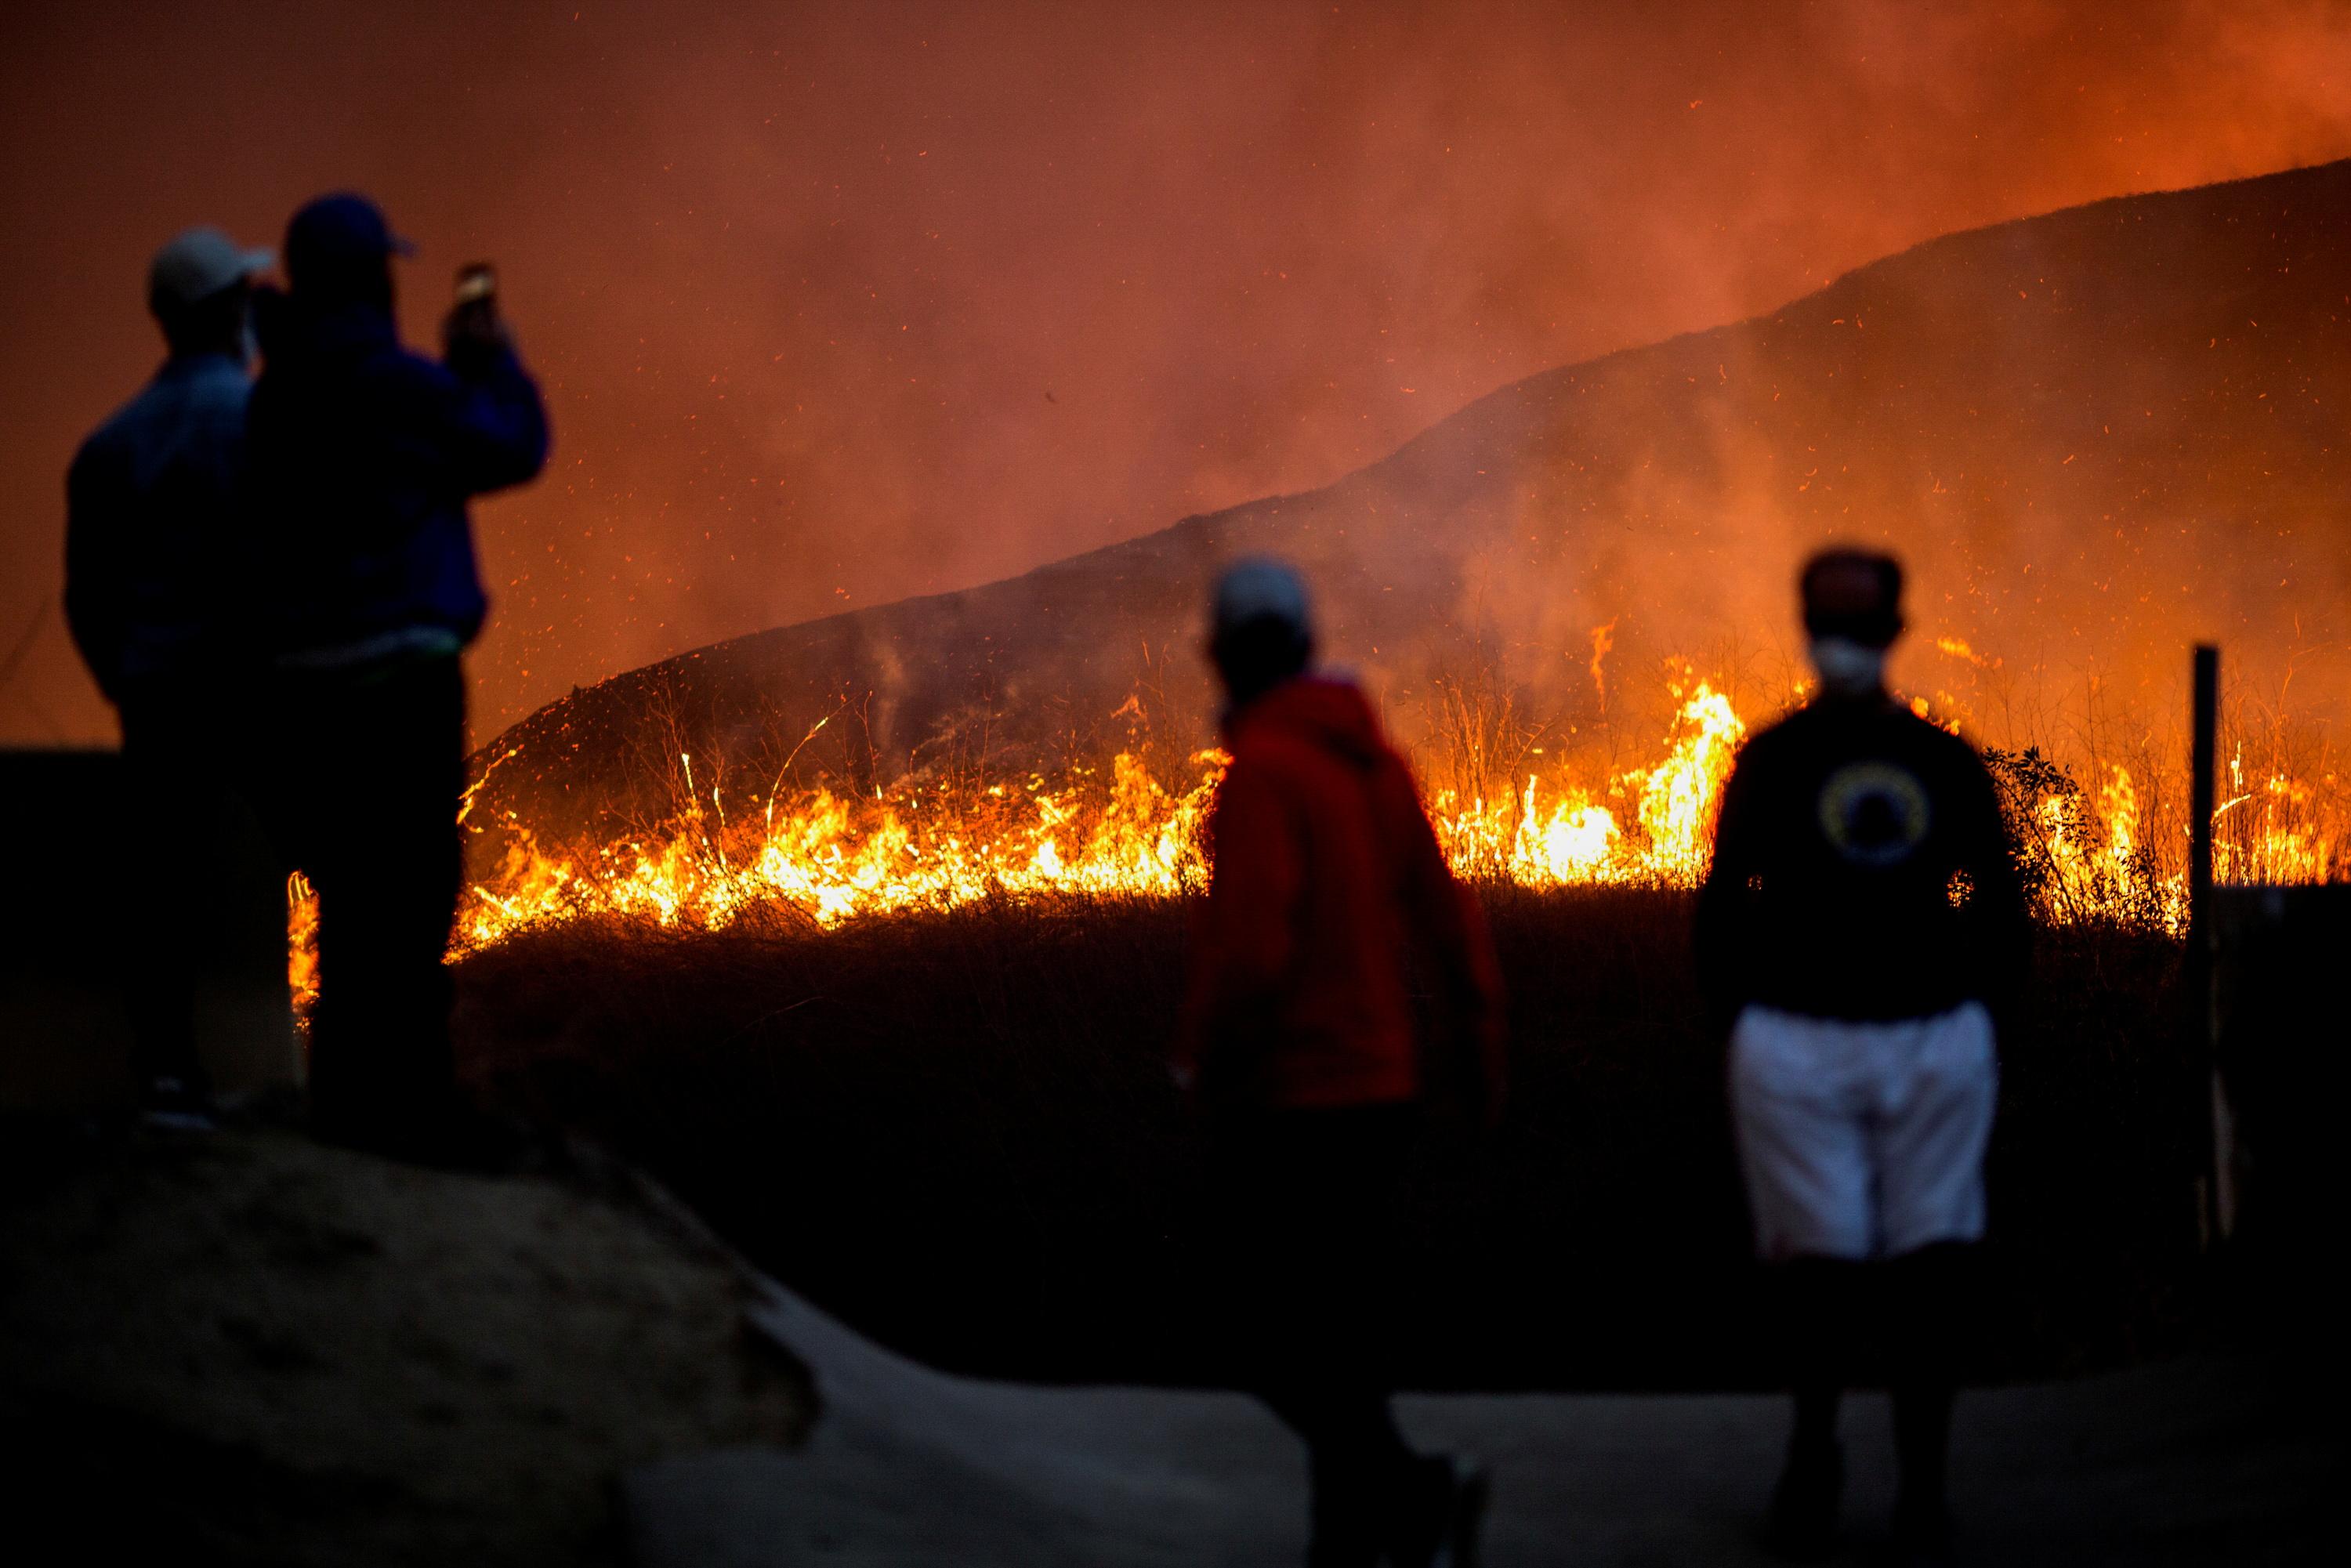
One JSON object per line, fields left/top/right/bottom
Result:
{"left": 1697, "top": 549, "right": 2027, "bottom": 1565}
{"left": 246, "top": 193, "right": 549, "bottom": 1162}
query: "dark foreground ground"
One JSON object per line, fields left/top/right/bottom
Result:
{"left": 0, "top": 1121, "right": 815, "bottom": 1564}
{"left": 2, "top": 1114, "right": 2329, "bottom": 1567}
{"left": 456, "top": 886, "right": 2207, "bottom": 1389}
{"left": 6, "top": 886, "right": 2330, "bottom": 1565}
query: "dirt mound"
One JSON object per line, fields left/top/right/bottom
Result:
{"left": 0, "top": 1122, "right": 814, "bottom": 1566}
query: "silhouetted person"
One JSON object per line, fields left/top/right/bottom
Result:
{"left": 66, "top": 225, "right": 276, "bottom": 1125}
{"left": 1696, "top": 549, "right": 2028, "bottom": 1566}
{"left": 1177, "top": 559, "right": 1505, "bottom": 1568}
{"left": 246, "top": 194, "right": 548, "bottom": 1161}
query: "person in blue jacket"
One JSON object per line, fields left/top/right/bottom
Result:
{"left": 66, "top": 224, "right": 276, "bottom": 1124}
{"left": 246, "top": 192, "right": 549, "bottom": 1161}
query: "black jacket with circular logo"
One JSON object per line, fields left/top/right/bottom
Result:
{"left": 1695, "top": 694, "right": 2030, "bottom": 1027}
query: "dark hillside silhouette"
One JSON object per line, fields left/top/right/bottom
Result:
{"left": 469, "top": 160, "right": 2351, "bottom": 851}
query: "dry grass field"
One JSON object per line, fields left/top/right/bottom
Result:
{"left": 453, "top": 887, "right": 2208, "bottom": 1392}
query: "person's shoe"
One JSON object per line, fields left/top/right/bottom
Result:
{"left": 1388, "top": 1454, "right": 1489, "bottom": 1568}
{"left": 137, "top": 1075, "right": 216, "bottom": 1133}
{"left": 1886, "top": 1491, "right": 1955, "bottom": 1567}
{"left": 1759, "top": 1438, "right": 1843, "bottom": 1561}
{"left": 1304, "top": 1496, "right": 1379, "bottom": 1568}
{"left": 1303, "top": 1535, "right": 1377, "bottom": 1568}
{"left": 312, "top": 1091, "right": 539, "bottom": 1175}
{"left": 413, "top": 1103, "right": 542, "bottom": 1175}
{"left": 1433, "top": 1455, "right": 1490, "bottom": 1568}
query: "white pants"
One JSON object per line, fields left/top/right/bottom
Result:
{"left": 1729, "top": 1001, "right": 1998, "bottom": 1262}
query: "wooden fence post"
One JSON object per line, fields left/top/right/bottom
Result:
{"left": 2187, "top": 644, "right": 2228, "bottom": 1246}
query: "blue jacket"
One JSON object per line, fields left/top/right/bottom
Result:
{"left": 247, "top": 295, "right": 549, "bottom": 657}
{"left": 65, "top": 351, "right": 254, "bottom": 701}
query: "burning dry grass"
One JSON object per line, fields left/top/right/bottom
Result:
{"left": 284, "top": 658, "right": 2345, "bottom": 1017}
{"left": 454, "top": 885, "right": 2208, "bottom": 1391}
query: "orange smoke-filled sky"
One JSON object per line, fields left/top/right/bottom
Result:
{"left": 3, "top": 0, "right": 2347, "bottom": 745}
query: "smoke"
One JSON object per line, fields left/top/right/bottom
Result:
{"left": 3, "top": 0, "right": 2348, "bottom": 744}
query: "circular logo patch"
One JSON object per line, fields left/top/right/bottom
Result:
{"left": 1817, "top": 761, "right": 1932, "bottom": 867}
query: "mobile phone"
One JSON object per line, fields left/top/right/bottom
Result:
{"left": 455, "top": 263, "right": 497, "bottom": 306}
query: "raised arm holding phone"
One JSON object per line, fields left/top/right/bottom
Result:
{"left": 245, "top": 194, "right": 550, "bottom": 1164}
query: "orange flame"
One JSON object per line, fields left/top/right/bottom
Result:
{"left": 280, "top": 657, "right": 2348, "bottom": 1014}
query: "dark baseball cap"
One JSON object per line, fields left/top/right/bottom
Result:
{"left": 284, "top": 193, "right": 415, "bottom": 286}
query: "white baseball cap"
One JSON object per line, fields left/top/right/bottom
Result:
{"left": 148, "top": 226, "right": 273, "bottom": 310}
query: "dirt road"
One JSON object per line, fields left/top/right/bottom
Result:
{"left": 629, "top": 1280, "right": 2336, "bottom": 1566}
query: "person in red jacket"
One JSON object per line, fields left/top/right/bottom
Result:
{"left": 1178, "top": 558, "right": 1504, "bottom": 1568}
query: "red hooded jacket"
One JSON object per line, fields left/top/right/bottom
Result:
{"left": 1177, "top": 676, "right": 1505, "bottom": 1111}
